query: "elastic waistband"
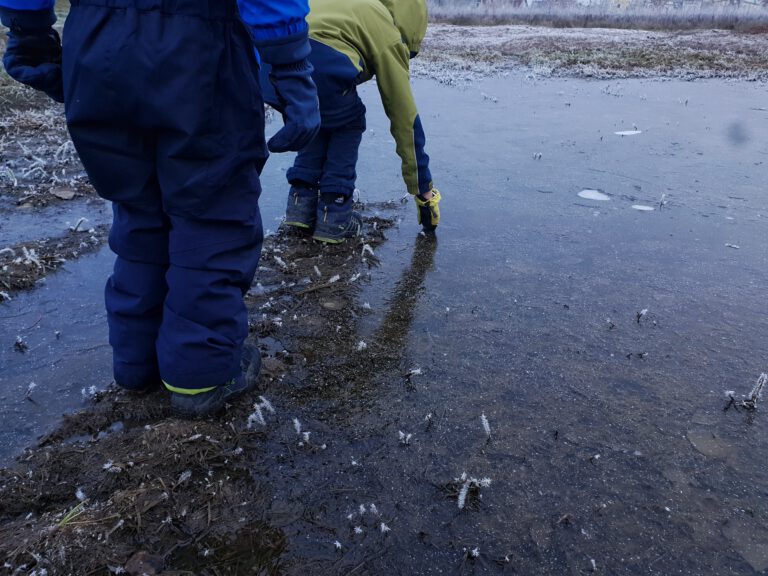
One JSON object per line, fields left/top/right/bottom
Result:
{"left": 69, "top": 0, "right": 239, "bottom": 20}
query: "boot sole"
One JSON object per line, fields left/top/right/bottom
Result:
{"left": 285, "top": 220, "right": 314, "bottom": 230}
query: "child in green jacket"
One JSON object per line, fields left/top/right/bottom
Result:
{"left": 261, "top": 0, "right": 441, "bottom": 243}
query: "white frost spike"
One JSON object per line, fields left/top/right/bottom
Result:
{"left": 247, "top": 404, "right": 266, "bottom": 428}
{"left": 356, "top": 340, "right": 367, "bottom": 351}
{"left": 258, "top": 396, "right": 275, "bottom": 414}
{"left": 407, "top": 367, "right": 422, "bottom": 376}
{"left": 274, "top": 256, "right": 287, "bottom": 268}
{"left": 302, "top": 431, "right": 311, "bottom": 442}
{"left": 81, "top": 385, "right": 98, "bottom": 399}
{"left": 457, "top": 480, "right": 470, "bottom": 510}
{"left": 724, "top": 390, "right": 735, "bottom": 398}
{"left": 177, "top": 470, "right": 192, "bottom": 484}
{"left": 361, "top": 244, "right": 375, "bottom": 258}
{"left": 478, "top": 477, "right": 492, "bottom": 488}
{"left": 349, "top": 273, "right": 361, "bottom": 282}
{"left": 362, "top": 302, "right": 371, "bottom": 310}
{"left": 369, "top": 503, "right": 379, "bottom": 516}
{"left": 75, "top": 487, "right": 87, "bottom": 501}
{"left": 314, "top": 265, "right": 322, "bottom": 277}
{"left": 354, "top": 526, "right": 363, "bottom": 535}
{"left": 470, "top": 547, "right": 480, "bottom": 558}
{"left": 749, "top": 373, "right": 767, "bottom": 402}
{"left": 329, "top": 274, "right": 340, "bottom": 283}
{"left": 334, "top": 540, "right": 342, "bottom": 550}
{"left": 481, "top": 413, "right": 491, "bottom": 438}
{"left": 293, "top": 418, "right": 302, "bottom": 435}
{"left": 380, "top": 522, "right": 391, "bottom": 533}
{"left": 639, "top": 308, "right": 648, "bottom": 318}
{"left": 359, "top": 504, "right": 366, "bottom": 515}
{"left": 399, "top": 431, "right": 412, "bottom": 445}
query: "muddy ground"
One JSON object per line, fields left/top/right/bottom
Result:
{"left": 0, "top": 216, "right": 402, "bottom": 575}
{"left": 2, "top": 21, "right": 768, "bottom": 576}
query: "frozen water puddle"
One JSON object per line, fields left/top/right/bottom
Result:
{"left": 578, "top": 189, "right": 610, "bottom": 201}
{"left": 615, "top": 130, "right": 642, "bottom": 136}
{"left": 631, "top": 204, "right": 655, "bottom": 211}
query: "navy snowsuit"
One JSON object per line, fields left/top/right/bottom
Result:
{"left": 0, "top": 0, "right": 309, "bottom": 394}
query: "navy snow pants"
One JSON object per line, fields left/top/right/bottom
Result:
{"left": 62, "top": 0, "right": 266, "bottom": 392}
{"left": 286, "top": 113, "right": 366, "bottom": 198}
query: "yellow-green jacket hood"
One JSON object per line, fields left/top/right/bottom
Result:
{"left": 376, "top": 0, "right": 428, "bottom": 54}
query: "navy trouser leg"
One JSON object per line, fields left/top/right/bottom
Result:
{"left": 63, "top": 0, "right": 267, "bottom": 393}
{"left": 108, "top": 185, "right": 169, "bottom": 389}
{"left": 286, "top": 128, "right": 330, "bottom": 188}
{"left": 318, "top": 114, "right": 365, "bottom": 198}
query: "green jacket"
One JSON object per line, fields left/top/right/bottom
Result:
{"left": 306, "top": 0, "right": 432, "bottom": 195}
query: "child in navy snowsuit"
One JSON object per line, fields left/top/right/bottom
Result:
{"left": 0, "top": 0, "right": 320, "bottom": 417}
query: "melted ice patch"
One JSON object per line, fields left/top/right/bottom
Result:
{"left": 631, "top": 205, "right": 655, "bottom": 211}
{"left": 578, "top": 189, "right": 610, "bottom": 201}
{"left": 615, "top": 130, "right": 642, "bottom": 136}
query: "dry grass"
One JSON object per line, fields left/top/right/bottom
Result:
{"left": 414, "top": 23, "right": 768, "bottom": 82}
{"left": 427, "top": 0, "right": 768, "bottom": 31}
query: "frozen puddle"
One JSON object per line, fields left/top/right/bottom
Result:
{"left": 578, "top": 189, "right": 611, "bottom": 201}
{"left": 615, "top": 130, "right": 642, "bottom": 136}
{"left": 631, "top": 204, "right": 655, "bottom": 211}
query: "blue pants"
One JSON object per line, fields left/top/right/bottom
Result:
{"left": 62, "top": 0, "right": 267, "bottom": 391}
{"left": 286, "top": 114, "right": 366, "bottom": 197}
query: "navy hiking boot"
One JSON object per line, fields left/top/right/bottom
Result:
{"left": 284, "top": 186, "right": 318, "bottom": 230}
{"left": 170, "top": 345, "right": 262, "bottom": 419}
{"left": 312, "top": 193, "right": 362, "bottom": 244}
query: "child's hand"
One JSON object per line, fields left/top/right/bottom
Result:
{"left": 0, "top": 7, "right": 64, "bottom": 103}
{"left": 415, "top": 188, "right": 441, "bottom": 233}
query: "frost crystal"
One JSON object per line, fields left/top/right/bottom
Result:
{"left": 247, "top": 404, "right": 266, "bottom": 428}
{"left": 457, "top": 480, "right": 470, "bottom": 510}
{"left": 481, "top": 413, "right": 491, "bottom": 438}
{"left": 380, "top": 522, "right": 391, "bottom": 533}
{"left": 258, "top": 396, "right": 275, "bottom": 413}
{"left": 293, "top": 418, "right": 302, "bottom": 435}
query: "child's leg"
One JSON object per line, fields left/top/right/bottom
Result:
{"left": 318, "top": 114, "right": 365, "bottom": 200}
{"left": 284, "top": 130, "right": 329, "bottom": 229}
{"left": 312, "top": 115, "right": 366, "bottom": 243}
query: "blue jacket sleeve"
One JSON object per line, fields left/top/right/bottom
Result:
{"left": 0, "top": 0, "right": 53, "bottom": 9}
{"left": 237, "top": 0, "right": 308, "bottom": 45}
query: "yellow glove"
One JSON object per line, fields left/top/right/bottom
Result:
{"left": 415, "top": 188, "right": 441, "bottom": 232}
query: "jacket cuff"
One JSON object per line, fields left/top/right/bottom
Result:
{"left": 255, "top": 32, "right": 311, "bottom": 67}
{"left": 0, "top": 6, "right": 55, "bottom": 32}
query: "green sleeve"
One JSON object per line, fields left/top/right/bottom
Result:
{"left": 372, "top": 41, "right": 431, "bottom": 196}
